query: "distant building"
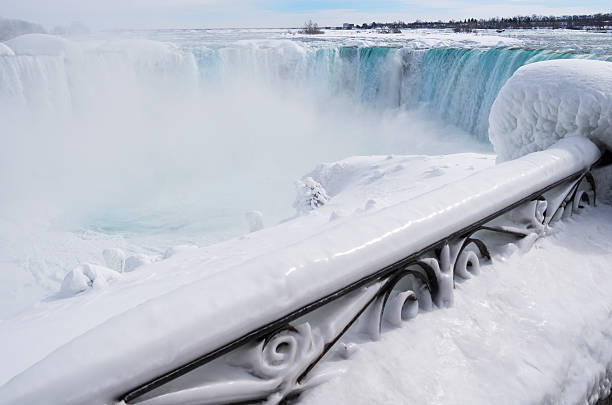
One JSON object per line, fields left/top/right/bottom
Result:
{"left": 343, "top": 23, "right": 354, "bottom": 30}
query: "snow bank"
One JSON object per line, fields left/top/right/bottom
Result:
{"left": 489, "top": 59, "right": 612, "bottom": 162}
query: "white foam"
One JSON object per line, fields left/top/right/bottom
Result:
{"left": 0, "top": 43, "right": 14, "bottom": 56}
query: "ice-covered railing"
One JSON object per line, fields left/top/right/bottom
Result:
{"left": 0, "top": 137, "right": 604, "bottom": 405}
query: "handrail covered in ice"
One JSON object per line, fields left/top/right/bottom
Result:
{"left": 0, "top": 138, "right": 603, "bottom": 405}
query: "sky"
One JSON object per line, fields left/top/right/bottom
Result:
{"left": 0, "top": 0, "right": 610, "bottom": 30}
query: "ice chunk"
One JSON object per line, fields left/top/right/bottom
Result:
{"left": 102, "top": 248, "right": 126, "bottom": 273}
{"left": 245, "top": 210, "right": 264, "bottom": 232}
{"left": 124, "top": 254, "right": 153, "bottom": 272}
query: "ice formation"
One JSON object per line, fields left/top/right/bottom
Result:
{"left": 245, "top": 210, "right": 264, "bottom": 232}
{"left": 490, "top": 59, "right": 612, "bottom": 162}
{"left": 293, "top": 177, "right": 330, "bottom": 214}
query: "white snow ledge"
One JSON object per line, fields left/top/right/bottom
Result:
{"left": 0, "top": 138, "right": 602, "bottom": 405}
{"left": 490, "top": 59, "right": 612, "bottom": 162}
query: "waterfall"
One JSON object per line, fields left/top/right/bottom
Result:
{"left": 185, "top": 43, "right": 596, "bottom": 140}
{"left": 0, "top": 34, "right": 605, "bottom": 238}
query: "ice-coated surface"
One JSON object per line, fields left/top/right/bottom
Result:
{"left": 0, "top": 151, "right": 495, "bottom": 388}
{"left": 0, "top": 138, "right": 599, "bottom": 405}
{"left": 490, "top": 59, "right": 612, "bottom": 161}
{"left": 302, "top": 202, "right": 612, "bottom": 405}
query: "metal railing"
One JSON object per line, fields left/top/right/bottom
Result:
{"left": 122, "top": 154, "right": 603, "bottom": 405}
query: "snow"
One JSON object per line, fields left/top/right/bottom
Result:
{"left": 293, "top": 177, "right": 330, "bottom": 214}
{"left": 0, "top": 138, "right": 600, "bottom": 405}
{"left": 0, "top": 151, "right": 494, "bottom": 390}
{"left": 302, "top": 202, "right": 612, "bottom": 405}
{"left": 102, "top": 248, "right": 126, "bottom": 273}
{"left": 286, "top": 28, "right": 523, "bottom": 49}
{"left": 489, "top": 59, "right": 612, "bottom": 162}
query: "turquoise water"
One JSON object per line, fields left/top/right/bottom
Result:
{"left": 417, "top": 48, "right": 588, "bottom": 138}
{"left": 181, "top": 34, "right": 609, "bottom": 140}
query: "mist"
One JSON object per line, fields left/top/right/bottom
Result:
{"left": 0, "top": 31, "right": 491, "bottom": 316}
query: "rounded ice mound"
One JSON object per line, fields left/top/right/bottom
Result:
{"left": 0, "top": 43, "right": 15, "bottom": 56}
{"left": 5, "top": 33, "right": 79, "bottom": 56}
{"left": 489, "top": 59, "right": 612, "bottom": 162}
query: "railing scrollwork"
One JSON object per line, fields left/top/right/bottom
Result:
{"left": 121, "top": 163, "right": 601, "bottom": 405}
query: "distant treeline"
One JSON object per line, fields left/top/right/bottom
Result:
{"left": 342, "top": 13, "right": 612, "bottom": 31}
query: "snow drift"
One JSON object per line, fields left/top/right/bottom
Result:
{"left": 490, "top": 59, "right": 612, "bottom": 162}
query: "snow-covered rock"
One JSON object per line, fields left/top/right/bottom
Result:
{"left": 489, "top": 59, "right": 612, "bottom": 162}
{"left": 59, "top": 264, "right": 122, "bottom": 296}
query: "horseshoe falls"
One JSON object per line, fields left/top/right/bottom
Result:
{"left": 1, "top": 29, "right": 611, "bottom": 318}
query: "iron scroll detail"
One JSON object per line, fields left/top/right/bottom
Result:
{"left": 121, "top": 166, "right": 597, "bottom": 405}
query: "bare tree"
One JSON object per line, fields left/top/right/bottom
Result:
{"left": 299, "top": 20, "right": 324, "bottom": 35}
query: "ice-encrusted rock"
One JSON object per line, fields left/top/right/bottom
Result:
{"left": 489, "top": 59, "right": 612, "bottom": 162}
